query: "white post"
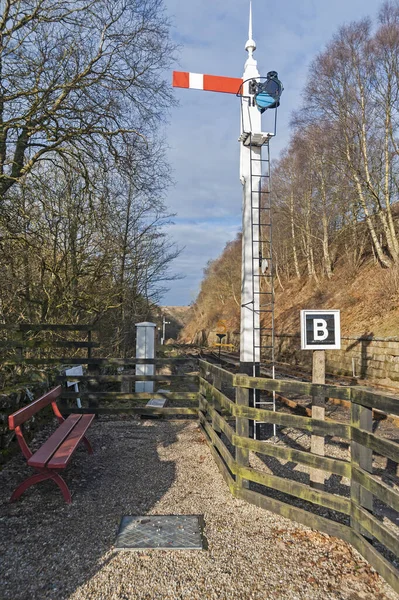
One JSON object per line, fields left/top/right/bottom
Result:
{"left": 240, "top": 2, "right": 262, "bottom": 373}
{"left": 135, "top": 322, "right": 156, "bottom": 393}
{"left": 161, "top": 316, "right": 170, "bottom": 346}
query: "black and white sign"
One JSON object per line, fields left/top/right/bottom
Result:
{"left": 300, "top": 310, "right": 341, "bottom": 350}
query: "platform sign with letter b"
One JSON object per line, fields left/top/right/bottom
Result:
{"left": 300, "top": 310, "right": 341, "bottom": 350}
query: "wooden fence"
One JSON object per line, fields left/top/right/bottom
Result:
{"left": 0, "top": 323, "right": 98, "bottom": 364}
{"left": 1, "top": 323, "right": 198, "bottom": 417}
{"left": 57, "top": 356, "right": 198, "bottom": 417}
{"left": 198, "top": 359, "right": 399, "bottom": 595}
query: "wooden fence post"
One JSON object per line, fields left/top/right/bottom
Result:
{"left": 15, "top": 326, "right": 25, "bottom": 361}
{"left": 87, "top": 329, "right": 100, "bottom": 413}
{"left": 235, "top": 382, "right": 249, "bottom": 491}
{"left": 351, "top": 400, "right": 373, "bottom": 535}
{"left": 212, "top": 373, "right": 222, "bottom": 435}
{"left": 310, "top": 350, "right": 326, "bottom": 490}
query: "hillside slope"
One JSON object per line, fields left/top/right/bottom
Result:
{"left": 276, "top": 262, "right": 399, "bottom": 339}
{"left": 182, "top": 237, "right": 399, "bottom": 342}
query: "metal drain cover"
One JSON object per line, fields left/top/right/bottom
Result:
{"left": 115, "top": 515, "right": 206, "bottom": 550}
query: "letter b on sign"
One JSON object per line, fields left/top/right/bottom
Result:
{"left": 300, "top": 310, "right": 341, "bottom": 350}
{"left": 314, "top": 319, "right": 328, "bottom": 341}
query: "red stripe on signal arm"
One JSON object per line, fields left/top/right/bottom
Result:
{"left": 172, "top": 71, "right": 243, "bottom": 95}
{"left": 204, "top": 74, "right": 243, "bottom": 95}
{"left": 173, "top": 71, "right": 190, "bottom": 88}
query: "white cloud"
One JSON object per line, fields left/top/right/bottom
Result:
{"left": 163, "top": 222, "right": 241, "bottom": 305}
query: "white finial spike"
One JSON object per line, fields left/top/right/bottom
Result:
{"left": 245, "top": 0, "right": 256, "bottom": 57}
{"left": 249, "top": 0, "right": 253, "bottom": 41}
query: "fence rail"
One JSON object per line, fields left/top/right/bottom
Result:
{"left": 55, "top": 357, "right": 199, "bottom": 418}
{"left": 0, "top": 322, "right": 98, "bottom": 365}
{"left": 198, "top": 359, "right": 399, "bottom": 594}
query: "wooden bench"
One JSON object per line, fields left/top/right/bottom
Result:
{"left": 8, "top": 386, "right": 94, "bottom": 504}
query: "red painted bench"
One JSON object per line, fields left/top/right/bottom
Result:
{"left": 8, "top": 386, "right": 94, "bottom": 504}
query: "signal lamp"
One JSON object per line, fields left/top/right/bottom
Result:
{"left": 254, "top": 71, "right": 283, "bottom": 113}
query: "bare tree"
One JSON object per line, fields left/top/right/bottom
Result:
{"left": 0, "top": 0, "right": 176, "bottom": 199}
{"left": 302, "top": 7, "right": 399, "bottom": 267}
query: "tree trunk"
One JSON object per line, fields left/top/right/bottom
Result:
{"left": 289, "top": 192, "right": 301, "bottom": 278}
{"left": 344, "top": 137, "right": 391, "bottom": 268}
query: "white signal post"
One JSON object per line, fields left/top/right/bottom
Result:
{"left": 173, "top": 1, "right": 274, "bottom": 379}
{"left": 240, "top": 3, "right": 262, "bottom": 373}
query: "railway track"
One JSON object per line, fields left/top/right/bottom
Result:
{"left": 205, "top": 348, "right": 398, "bottom": 390}
{"left": 201, "top": 349, "right": 399, "bottom": 425}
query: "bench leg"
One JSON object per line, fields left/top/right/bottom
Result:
{"left": 10, "top": 471, "right": 72, "bottom": 504}
{"left": 51, "top": 473, "right": 72, "bottom": 503}
{"left": 82, "top": 436, "right": 94, "bottom": 455}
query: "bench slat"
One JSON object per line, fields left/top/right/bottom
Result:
{"left": 28, "top": 414, "right": 82, "bottom": 468}
{"left": 47, "top": 414, "right": 95, "bottom": 469}
{"left": 9, "top": 386, "right": 62, "bottom": 429}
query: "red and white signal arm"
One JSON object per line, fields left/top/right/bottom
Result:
{"left": 173, "top": 71, "right": 243, "bottom": 95}
{"left": 300, "top": 310, "right": 341, "bottom": 350}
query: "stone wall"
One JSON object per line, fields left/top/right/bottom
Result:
{"left": 274, "top": 334, "right": 399, "bottom": 387}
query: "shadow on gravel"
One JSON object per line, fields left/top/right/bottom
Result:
{"left": 0, "top": 418, "right": 183, "bottom": 600}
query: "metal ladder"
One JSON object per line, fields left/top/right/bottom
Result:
{"left": 248, "top": 134, "right": 276, "bottom": 437}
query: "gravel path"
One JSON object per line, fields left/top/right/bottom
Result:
{"left": 1, "top": 417, "right": 398, "bottom": 600}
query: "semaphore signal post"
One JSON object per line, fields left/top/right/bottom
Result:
{"left": 173, "top": 2, "right": 283, "bottom": 438}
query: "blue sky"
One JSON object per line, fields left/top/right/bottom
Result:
{"left": 161, "top": 0, "right": 383, "bottom": 306}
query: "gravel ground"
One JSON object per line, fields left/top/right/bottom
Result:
{"left": 1, "top": 417, "right": 399, "bottom": 600}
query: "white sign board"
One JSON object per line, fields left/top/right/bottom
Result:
{"left": 300, "top": 310, "right": 341, "bottom": 350}
{"left": 65, "top": 365, "right": 83, "bottom": 408}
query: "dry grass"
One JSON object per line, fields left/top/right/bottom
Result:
{"left": 275, "top": 260, "right": 399, "bottom": 338}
